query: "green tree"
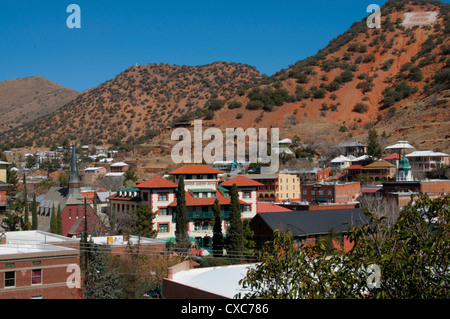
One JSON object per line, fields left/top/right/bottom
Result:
{"left": 31, "top": 194, "right": 38, "bottom": 230}
{"left": 123, "top": 169, "right": 138, "bottom": 187}
{"left": 84, "top": 242, "right": 122, "bottom": 299}
{"left": 238, "top": 194, "right": 450, "bottom": 299}
{"left": 1, "top": 211, "right": 21, "bottom": 231}
{"left": 57, "top": 204, "right": 63, "bottom": 235}
{"left": 22, "top": 174, "right": 31, "bottom": 230}
{"left": 227, "top": 184, "right": 244, "bottom": 261}
{"left": 175, "top": 176, "right": 190, "bottom": 250}
{"left": 367, "top": 129, "right": 382, "bottom": 160}
{"left": 132, "top": 202, "right": 157, "bottom": 238}
{"left": 212, "top": 199, "right": 224, "bottom": 257}
{"left": 50, "top": 204, "right": 57, "bottom": 234}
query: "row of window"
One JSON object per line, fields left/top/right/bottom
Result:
{"left": 3, "top": 269, "right": 42, "bottom": 288}
{"left": 302, "top": 188, "right": 359, "bottom": 196}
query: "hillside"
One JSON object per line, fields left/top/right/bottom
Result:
{"left": 0, "top": 0, "right": 449, "bottom": 155}
{"left": 208, "top": 0, "right": 450, "bottom": 152}
{"left": 0, "top": 76, "right": 80, "bottom": 134}
{"left": 0, "top": 62, "right": 262, "bottom": 149}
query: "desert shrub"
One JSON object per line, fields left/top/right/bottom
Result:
{"left": 353, "top": 103, "right": 369, "bottom": 113}
{"left": 228, "top": 100, "right": 243, "bottom": 109}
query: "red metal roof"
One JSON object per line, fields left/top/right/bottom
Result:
{"left": 220, "top": 175, "right": 264, "bottom": 187}
{"left": 257, "top": 202, "right": 292, "bottom": 213}
{"left": 383, "top": 153, "right": 400, "bottom": 160}
{"left": 137, "top": 176, "right": 178, "bottom": 189}
{"left": 168, "top": 164, "right": 223, "bottom": 175}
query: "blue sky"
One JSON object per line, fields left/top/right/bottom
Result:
{"left": 1, "top": 0, "right": 434, "bottom": 92}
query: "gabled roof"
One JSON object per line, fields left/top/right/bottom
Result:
{"left": 363, "top": 160, "right": 395, "bottom": 169}
{"left": 220, "top": 175, "right": 264, "bottom": 187}
{"left": 168, "top": 165, "right": 223, "bottom": 175}
{"left": 137, "top": 176, "right": 178, "bottom": 189}
{"left": 330, "top": 155, "right": 351, "bottom": 163}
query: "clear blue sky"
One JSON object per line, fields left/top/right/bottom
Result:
{"left": 2, "top": 0, "right": 435, "bottom": 92}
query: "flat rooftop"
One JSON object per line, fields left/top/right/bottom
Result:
{"left": 2, "top": 230, "right": 80, "bottom": 245}
{"left": 0, "top": 243, "right": 77, "bottom": 257}
{"left": 171, "top": 263, "right": 258, "bottom": 299}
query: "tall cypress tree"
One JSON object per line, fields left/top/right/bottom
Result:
{"left": 57, "top": 204, "right": 63, "bottom": 235}
{"left": 22, "top": 174, "right": 30, "bottom": 230}
{"left": 212, "top": 198, "right": 224, "bottom": 257}
{"left": 175, "top": 176, "right": 190, "bottom": 250}
{"left": 31, "top": 194, "right": 38, "bottom": 230}
{"left": 50, "top": 204, "right": 57, "bottom": 233}
{"left": 227, "top": 184, "right": 244, "bottom": 261}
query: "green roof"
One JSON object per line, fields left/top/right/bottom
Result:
{"left": 190, "top": 188, "right": 216, "bottom": 193}
{"left": 120, "top": 187, "right": 140, "bottom": 192}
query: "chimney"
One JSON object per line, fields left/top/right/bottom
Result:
{"left": 1, "top": 233, "right": 7, "bottom": 244}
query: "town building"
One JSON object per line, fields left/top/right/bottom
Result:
{"left": 239, "top": 173, "right": 300, "bottom": 202}
{"left": 337, "top": 141, "right": 367, "bottom": 157}
{"left": 0, "top": 160, "right": 11, "bottom": 184}
{"left": 163, "top": 260, "right": 258, "bottom": 299}
{"left": 37, "top": 143, "right": 107, "bottom": 237}
{"left": 250, "top": 208, "right": 369, "bottom": 251}
{"left": 301, "top": 181, "right": 361, "bottom": 204}
{"left": 108, "top": 165, "right": 262, "bottom": 253}
{"left": 0, "top": 233, "right": 80, "bottom": 299}
{"left": 405, "top": 150, "right": 449, "bottom": 172}
{"left": 90, "top": 234, "right": 166, "bottom": 256}
{"left": 360, "top": 160, "right": 397, "bottom": 181}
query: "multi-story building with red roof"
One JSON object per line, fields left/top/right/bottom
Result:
{"left": 108, "top": 165, "right": 262, "bottom": 253}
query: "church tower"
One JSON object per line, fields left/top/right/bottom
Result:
{"left": 68, "top": 142, "right": 81, "bottom": 188}
{"left": 397, "top": 148, "right": 413, "bottom": 181}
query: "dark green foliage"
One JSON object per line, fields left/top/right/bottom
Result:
{"left": 132, "top": 202, "right": 157, "bottom": 238}
{"left": 57, "top": 205, "right": 63, "bottom": 235}
{"left": 353, "top": 103, "right": 369, "bottom": 113}
{"left": 367, "top": 129, "right": 382, "bottom": 160}
{"left": 84, "top": 242, "right": 122, "bottom": 299}
{"left": 31, "top": 194, "right": 38, "bottom": 230}
{"left": 206, "top": 99, "right": 226, "bottom": 111}
{"left": 228, "top": 100, "right": 243, "bottom": 109}
{"left": 239, "top": 193, "right": 450, "bottom": 299}
{"left": 380, "top": 59, "right": 395, "bottom": 71}
{"left": 381, "top": 81, "right": 417, "bottom": 109}
{"left": 227, "top": 184, "right": 244, "bottom": 261}
{"left": 340, "top": 70, "right": 354, "bottom": 83}
{"left": 212, "top": 199, "right": 224, "bottom": 257}
{"left": 50, "top": 204, "right": 57, "bottom": 234}
{"left": 175, "top": 176, "right": 190, "bottom": 250}
{"left": 246, "top": 87, "right": 289, "bottom": 111}
{"left": 408, "top": 66, "right": 423, "bottom": 81}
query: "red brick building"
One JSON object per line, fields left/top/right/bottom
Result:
{"left": 301, "top": 181, "right": 361, "bottom": 204}
{"left": 0, "top": 241, "right": 80, "bottom": 299}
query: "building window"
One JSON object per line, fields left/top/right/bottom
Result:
{"left": 243, "top": 191, "right": 251, "bottom": 198}
{"left": 328, "top": 189, "right": 332, "bottom": 196}
{"left": 243, "top": 205, "right": 251, "bottom": 212}
{"left": 5, "top": 271, "right": 15, "bottom": 287}
{"left": 142, "top": 192, "right": 149, "bottom": 202}
{"left": 158, "top": 193, "right": 168, "bottom": 201}
{"left": 194, "top": 222, "right": 202, "bottom": 231}
{"left": 159, "top": 208, "right": 168, "bottom": 216}
{"left": 202, "top": 206, "right": 208, "bottom": 213}
{"left": 303, "top": 189, "right": 308, "bottom": 195}
{"left": 31, "top": 269, "right": 42, "bottom": 285}
{"left": 158, "top": 223, "right": 169, "bottom": 233}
